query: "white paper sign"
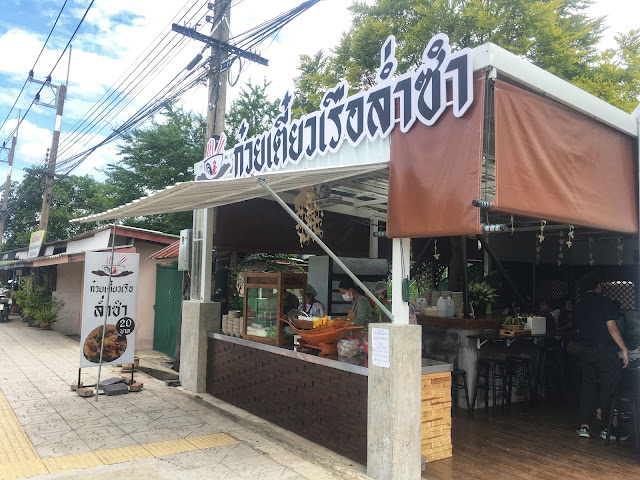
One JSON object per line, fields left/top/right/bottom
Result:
{"left": 79, "top": 252, "right": 139, "bottom": 368}
{"left": 371, "top": 327, "right": 390, "bottom": 368}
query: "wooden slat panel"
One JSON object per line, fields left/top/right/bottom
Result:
{"left": 206, "top": 338, "right": 368, "bottom": 464}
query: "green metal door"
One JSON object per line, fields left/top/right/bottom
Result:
{"left": 153, "top": 265, "right": 183, "bottom": 356}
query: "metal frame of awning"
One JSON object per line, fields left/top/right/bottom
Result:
{"left": 72, "top": 163, "right": 390, "bottom": 224}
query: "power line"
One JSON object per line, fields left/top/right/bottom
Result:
{"left": 1, "top": 0, "right": 95, "bottom": 147}
{"left": 0, "top": 0, "right": 70, "bottom": 135}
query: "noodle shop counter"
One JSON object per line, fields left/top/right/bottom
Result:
{"left": 206, "top": 332, "right": 452, "bottom": 464}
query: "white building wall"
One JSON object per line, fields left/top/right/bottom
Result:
{"left": 53, "top": 262, "right": 84, "bottom": 336}
{"left": 66, "top": 230, "right": 110, "bottom": 254}
{"left": 133, "top": 242, "right": 166, "bottom": 350}
{"left": 52, "top": 240, "right": 169, "bottom": 351}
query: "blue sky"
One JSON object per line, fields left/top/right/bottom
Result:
{"left": 0, "top": 0, "right": 355, "bottom": 181}
{"left": 0, "top": 0, "right": 637, "bottom": 185}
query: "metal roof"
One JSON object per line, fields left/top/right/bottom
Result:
{"left": 148, "top": 240, "right": 180, "bottom": 260}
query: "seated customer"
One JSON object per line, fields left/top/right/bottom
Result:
{"left": 338, "top": 278, "right": 375, "bottom": 327}
{"left": 557, "top": 298, "right": 574, "bottom": 331}
{"left": 538, "top": 299, "right": 559, "bottom": 332}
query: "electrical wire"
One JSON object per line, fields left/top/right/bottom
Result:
{"left": 3, "top": 0, "right": 323, "bottom": 222}
{"left": 1, "top": 0, "right": 95, "bottom": 147}
{"left": 0, "top": 0, "right": 70, "bottom": 136}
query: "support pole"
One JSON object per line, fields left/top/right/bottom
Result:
{"left": 477, "top": 234, "right": 528, "bottom": 309}
{"left": 257, "top": 178, "right": 393, "bottom": 321}
{"left": 462, "top": 235, "right": 469, "bottom": 318}
{"left": 409, "top": 237, "right": 434, "bottom": 278}
{"left": 635, "top": 106, "right": 640, "bottom": 308}
{"left": 0, "top": 120, "right": 18, "bottom": 248}
{"left": 191, "top": 0, "right": 230, "bottom": 300}
{"left": 369, "top": 219, "right": 379, "bottom": 259}
{"left": 39, "top": 84, "right": 66, "bottom": 238}
{"left": 95, "top": 223, "right": 117, "bottom": 401}
{"left": 391, "top": 238, "right": 411, "bottom": 324}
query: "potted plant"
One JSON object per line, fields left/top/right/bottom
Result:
{"left": 35, "top": 306, "right": 59, "bottom": 329}
{"left": 22, "top": 307, "right": 37, "bottom": 327}
{"left": 468, "top": 281, "right": 497, "bottom": 318}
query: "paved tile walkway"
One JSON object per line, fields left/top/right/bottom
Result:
{"left": 0, "top": 317, "right": 371, "bottom": 480}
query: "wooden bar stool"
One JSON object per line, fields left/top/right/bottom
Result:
{"left": 451, "top": 369, "right": 471, "bottom": 414}
{"left": 472, "top": 358, "right": 507, "bottom": 415}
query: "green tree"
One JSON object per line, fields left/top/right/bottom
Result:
{"left": 292, "top": 52, "right": 341, "bottom": 117}
{"left": 225, "top": 79, "right": 280, "bottom": 146}
{"left": 572, "top": 29, "right": 640, "bottom": 112}
{"left": 293, "top": 0, "right": 639, "bottom": 112}
{"left": 103, "top": 105, "right": 205, "bottom": 234}
{"left": 2, "top": 171, "right": 110, "bottom": 251}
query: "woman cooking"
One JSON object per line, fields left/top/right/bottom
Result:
{"left": 338, "top": 278, "right": 374, "bottom": 327}
{"left": 305, "top": 284, "right": 326, "bottom": 317}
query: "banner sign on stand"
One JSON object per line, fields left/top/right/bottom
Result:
{"left": 79, "top": 252, "right": 139, "bottom": 368}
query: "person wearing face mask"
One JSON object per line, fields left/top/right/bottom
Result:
{"left": 338, "top": 278, "right": 374, "bottom": 327}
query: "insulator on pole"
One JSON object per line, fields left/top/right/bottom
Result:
{"left": 186, "top": 54, "right": 203, "bottom": 70}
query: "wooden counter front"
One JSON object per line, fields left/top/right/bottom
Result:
{"left": 416, "top": 314, "right": 503, "bottom": 330}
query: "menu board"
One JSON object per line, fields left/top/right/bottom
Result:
{"left": 79, "top": 252, "right": 139, "bottom": 368}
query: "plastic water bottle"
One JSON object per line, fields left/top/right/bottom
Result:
{"left": 445, "top": 296, "right": 454, "bottom": 317}
{"left": 436, "top": 296, "right": 446, "bottom": 317}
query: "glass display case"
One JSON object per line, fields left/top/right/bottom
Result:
{"left": 243, "top": 271, "right": 307, "bottom": 346}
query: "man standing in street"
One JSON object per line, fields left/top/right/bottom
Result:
{"left": 575, "top": 272, "right": 629, "bottom": 439}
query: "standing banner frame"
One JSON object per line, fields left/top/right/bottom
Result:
{"left": 77, "top": 227, "right": 139, "bottom": 399}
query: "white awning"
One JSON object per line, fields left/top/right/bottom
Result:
{"left": 72, "top": 162, "right": 389, "bottom": 223}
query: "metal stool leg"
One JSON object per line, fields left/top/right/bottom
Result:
{"left": 491, "top": 363, "right": 497, "bottom": 416}
{"left": 461, "top": 372, "right": 471, "bottom": 414}
{"left": 472, "top": 367, "right": 481, "bottom": 411}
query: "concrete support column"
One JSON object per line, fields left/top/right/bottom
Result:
{"left": 179, "top": 300, "right": 221, "bottom": 392}
{"left": 367, "top": 323, "right": 422, "bottom": 480}
{"left": 391, "top": 237, "right": 411, "bottom": 324}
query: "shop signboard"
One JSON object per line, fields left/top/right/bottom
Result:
{"left": 27, "top": 230, "right": 45, "bottom": 258}
{"left": 79, "top": 252, "right": 139, "bottom": 368}
{"left": 195, "top": 32, "right": 473, "bottom": 182}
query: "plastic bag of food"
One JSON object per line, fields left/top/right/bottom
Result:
{"left": 337, "top": 338, "right": 360, "bottom": 358}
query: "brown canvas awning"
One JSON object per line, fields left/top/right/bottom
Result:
{"left": 386, "top": 72, "right": 486, "bottom": 238}
{"left": 493, "top": 79, "right": 638, "bottom": 234}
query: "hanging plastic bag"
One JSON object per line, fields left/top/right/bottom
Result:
{"left": 337, "top": 338, "right": 360, "bottom": 358}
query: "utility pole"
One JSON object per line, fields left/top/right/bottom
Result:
{"left": 0, "top": 111, "right": 19, "bottom": 249}
{"left": 38, "top": 83, "right": 66, "bottom": 237}
{"left": 208, "top": 0, "right": 231, "bottom": 142}
{"left": 173, "top": 0, "right": 268, "bottom": 300}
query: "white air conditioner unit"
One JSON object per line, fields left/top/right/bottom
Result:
{"left": 178, "top": 229, "right": 192, "bottom": 271}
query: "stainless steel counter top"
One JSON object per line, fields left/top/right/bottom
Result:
{"left": 209, "top": 333, "right": 452, "bottom": 377}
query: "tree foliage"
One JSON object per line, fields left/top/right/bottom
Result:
{"left": 292, "top": 52, "right": 341, "bottom": 117}
{"left": 102, "top": 105, "right": 205, "bottom": 234}
{"left": 225, "top": 79, "right": 280, "bottom": 146}
{"left": 293, "top": 0, "right": 639, "bottom": 113}
{"left": 2, "top": 171, "right": 110, "bottom": 251}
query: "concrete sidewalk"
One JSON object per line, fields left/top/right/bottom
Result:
{"left": 0, "top": 316, "right": 372, "bottom": 480}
